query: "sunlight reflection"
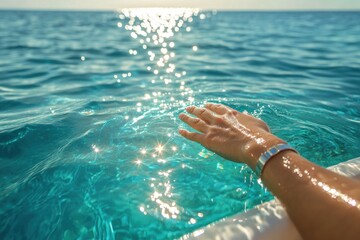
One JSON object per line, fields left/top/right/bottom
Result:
{"left": 116, "top": 7, "right": 212, "bottom": 223}
{"left": 283, "top": 155, "right": 360, "bottom": 209}
{"left": 92, "top": 144, "right": 100, "bottom": 153}
{"left": 117, "top": 7, "right": 204, "bottom": 113}
{"left": 155, "top": 144, "right": 165, "bottom": 154}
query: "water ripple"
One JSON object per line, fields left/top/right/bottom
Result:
{"left": 0, "top": 9, "right": 359, "bottom": 239}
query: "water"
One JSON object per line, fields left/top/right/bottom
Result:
{"left": 0, "top": 9, "right": 359, "bottom": 239}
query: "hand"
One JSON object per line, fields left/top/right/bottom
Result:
{"left": 179, "top": 103, "right": 284, "bottom": 169}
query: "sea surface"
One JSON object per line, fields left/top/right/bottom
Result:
{"left": 0, "top": 9, "right": 359, "bottom": 239}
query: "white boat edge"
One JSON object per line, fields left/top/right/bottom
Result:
{"left": 182, "top": 157, "right": 360, "bottom": 240}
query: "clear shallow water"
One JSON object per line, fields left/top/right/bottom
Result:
{"left": 0, "top": 9, "right": 359, "bottom": 239}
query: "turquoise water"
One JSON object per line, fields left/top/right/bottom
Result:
{"left": 0, "top": 9, "right": 359, "bottom": 239}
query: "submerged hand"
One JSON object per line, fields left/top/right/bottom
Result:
{"left": 179, "top": 103, "right": 284, "bottom": 169}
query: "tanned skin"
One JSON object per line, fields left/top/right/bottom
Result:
{"left": 179, "top": 103, "right": 360, "bottom": 240}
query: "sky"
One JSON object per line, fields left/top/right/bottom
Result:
{"left": 0, "top": 0, "right": 360, "bottom": 11}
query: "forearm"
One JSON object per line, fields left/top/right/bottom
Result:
{"left": 179, "top": 103, "right": 360, "bottom": 239}
{"left": 261, "top": 150, "right": 360, "bottom": 240}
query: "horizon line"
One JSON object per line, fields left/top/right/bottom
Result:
{"left": 1, "top": 7, "right": 360, "bottom": 12}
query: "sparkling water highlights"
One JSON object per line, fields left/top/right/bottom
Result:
{"left": 0, "top": 9, "right": 360, "bottom": 239}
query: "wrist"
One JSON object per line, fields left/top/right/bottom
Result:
{"left": 242, "top": 131, "right": 286, "bottom": 171}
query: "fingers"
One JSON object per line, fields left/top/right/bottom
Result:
{"left": 179, "top": 113, "right": 207, "bottom": 133}
{"left": 178, "top": 129, "right": 204, "bottom": 143}
{"left": 205, "top": 103, "right": 228, "bottom": 115}
{"left": 186, "top": 106, "right": 215, "bottom": 123}
{"left": 206, "top": 103, "right": 251, "bottom": 119}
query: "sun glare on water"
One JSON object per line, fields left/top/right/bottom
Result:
{"left": 114, "top": 8, "right": 211, "bottom": 221}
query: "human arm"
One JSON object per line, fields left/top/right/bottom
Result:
{"left": 179, "top": 103, "right": 360, "bottom": 240}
